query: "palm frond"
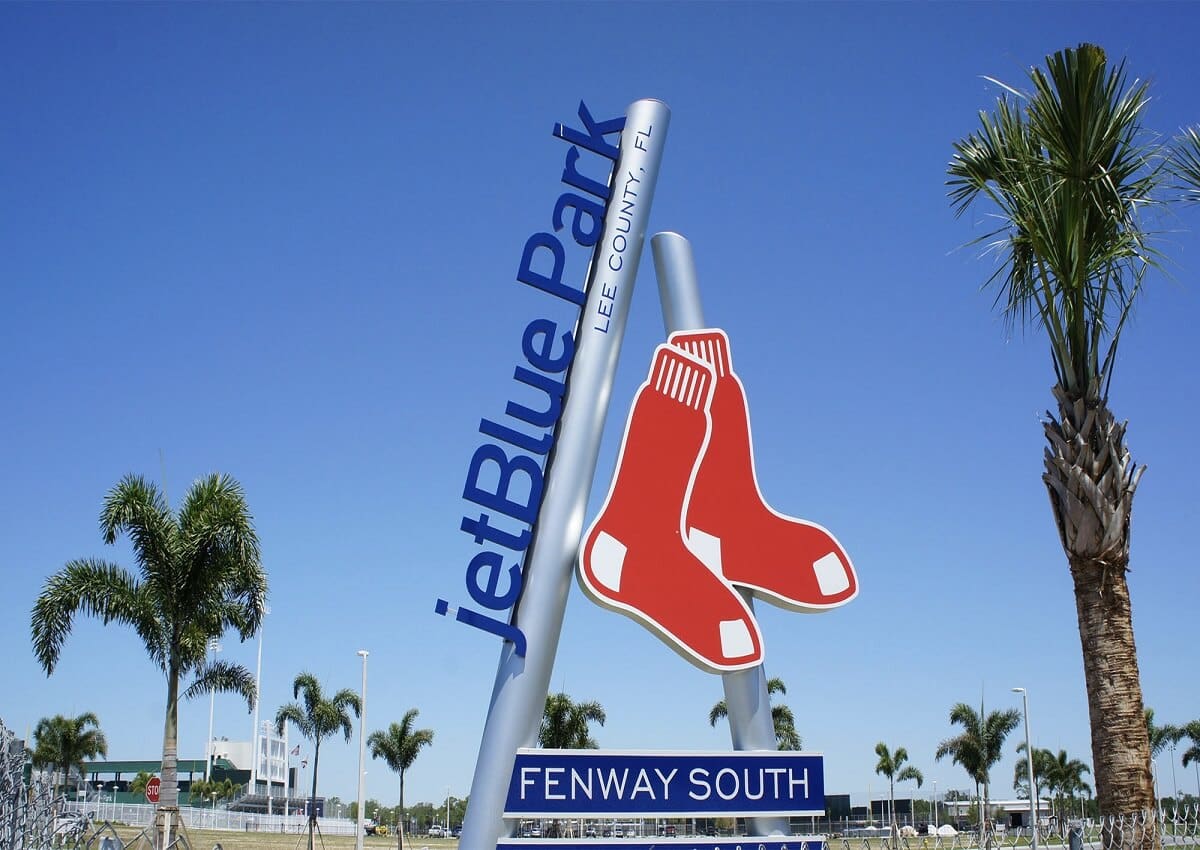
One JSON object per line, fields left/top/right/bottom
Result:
{"left": 1170, "top": 126, "right": 1200, "bottom": 201}
{"left": 31, "top": 559, "right": 160, "bottom": 673}
{"left": 181, "top": 659, "right": 257, "bottom": 709}
{"left": 100, "top": 474, "right": 179, "bottom": 583}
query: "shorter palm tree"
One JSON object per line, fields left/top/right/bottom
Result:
{"left": 275, "top": 673, "right": 361, "bottom": 850}
{"left": 368, "top": 709, "right": 434, "bottom": 850}
{"left": 875, "top": 743, "right": 923, "bottom": 841}
{"left": 1048, "top": 750, "right": 1091, "bottom": 829}
{"left": 936, "top": 702, "right": 1020, "bottom": 828}
{"left": 1013, "top": 743, "right": 1054, "bottom": 804}
{"left": 1179, "top": 721, "right": 1200, "bottom": 768}
{"left": 31, "top": 713, "right": 108, "bottom": 795}
{"left": 709, "top": 677, "right": 801, "bottom": 750}
{"left": 539, "top": 693, "right": 605, "bottom": 749}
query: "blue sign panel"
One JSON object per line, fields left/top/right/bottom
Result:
{"left": 497, "top": 839, "right": 823, "bottom": 850}
{"left": 504, "top": 750, "right": 824, "bottom": 817}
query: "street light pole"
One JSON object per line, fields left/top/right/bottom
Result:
{"left": 1013, "top": 687, "right": 1037, "bottom": 850}
{"left": 356, "top": 650, "right": 369, "bottom": 850}
{"left": 206, "top": 638, "right": 221, "bottom": 782}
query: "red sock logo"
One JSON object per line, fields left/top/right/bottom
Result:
{"left": 670, "top": 329, "right": 857, "bottom": 611}
{"left": 578, "top": 329, "right": 857, "bottom": 674}
{"left": 577, "top": 345, "right": 764, "bottom": 673}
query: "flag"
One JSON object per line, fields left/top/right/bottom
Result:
{"left": 291, "top": 745, "right": 300, "bottom": 756}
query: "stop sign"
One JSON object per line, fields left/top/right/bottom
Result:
{"left": 146, "top": 777, "right": 160, "bottom": 804}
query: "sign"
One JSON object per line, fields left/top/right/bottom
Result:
{"left": 497, "top": 839, "right": 822, "bottom": 850}
{"left": 504, "top": 750, "right": 824, "bottom": 818}
{"left": 145, "top": 776, "right": 160, "bottom": 804}
{"left": 456, "top": 99, "right": 672, "bottom": 849}
{"left": 436, "top": 100, "right": 634, "bottom": 658}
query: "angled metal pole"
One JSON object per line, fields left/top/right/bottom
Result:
{"left": 459, "top": 99, "right": 671, "bottom": 849}
{"left": 651, "top": 230, "right": 789, "bottom": 838}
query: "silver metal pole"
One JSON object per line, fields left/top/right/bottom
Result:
{"left": 356, "top": 650, "right": 369, "bottom": 850}
{"left": 650, "top": 231, "right": 789, "bottom": 838}
{"left": 206, "top": 639, "right": 220, "bottom": 782}
{"left": 459, "top": 98, "right": 670, "bottom": 849}
{"left": 251, "top": 610, "right": 265, "bottom": 796}
{"left": 1013, "top": 687, "right": 1037, "bottom": 850}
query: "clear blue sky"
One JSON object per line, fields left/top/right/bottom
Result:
{"left": 4, "top": 1, "right": 1199, "bottom": 814}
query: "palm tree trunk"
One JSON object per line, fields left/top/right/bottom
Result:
{"left": 1070, "top": 557, "right": 1155, "bottom": 814}
{"left": 1045, "top": 387, "right": 1154, "bottom": 820}
{"left": 1044, "top": 387, "right": 1155, "bottom": 850}
{"left": 398, "top": 771, "right": 406, "bottom": 850}
{"left": 157, "top": 662, "right": 181, "bottom": 850}
{"left": 309, "top": 744, "right": 320, "bottom": 850}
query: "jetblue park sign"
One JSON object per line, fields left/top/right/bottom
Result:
{"left": 435, "top": 101, "right": 641, "bottom": 656}
{"left": 504, "top": 750, "right": 825, "bottom": 818}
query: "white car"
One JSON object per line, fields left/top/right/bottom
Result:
{"left": 428, "top": 825, "right": 445, "bottom": 837}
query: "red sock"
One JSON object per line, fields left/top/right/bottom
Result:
{"left": 669, "top": 329, "right": 858, "bottom": 611}
{"left": 578, "top": 344, "right": 763, "bottom": 672}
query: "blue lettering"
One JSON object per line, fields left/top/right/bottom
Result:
{"left": 552, "top": 192, "right": 605, "bottom": 247}
{"left": 521, "top": 319, "right": 573, "bottom": 373}
{"left": 517, "top": 232, "right": 584, "bottom": 306}
{"left": 465, "top": 551, "right": 522, "bottom": 610}
{"left": 552, "top": 101, "right": 624, "bottom": 161}
{"left": 463, "top": 443, "right": 544, "bottom": 524}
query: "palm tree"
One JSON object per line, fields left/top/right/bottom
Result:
{"left": 367, "top": 709, "right": 434, "bottom": 850}
{"left": 709, "top": 677, "right": 801, "bottom": 750}
{"left": 275, "top": 672, "right": 362, "bottom": 850}
{"left": 1048, "top": 750, "right": 1092, "bottom": 829}
{"left": 936, "top": 701, "right": 1020, "bottom": 828}
{"left": 1179, "top": 721, "right": 1200, "bottom": 769}
{"left": 31, "top": 472, "right": 265, "bottom": 847}
{"left": 539, "top": 693, "right": 606, "bottom": 749}
{"left": 948, "top": 43, "right": 1168, "bottom": 818}
{"left": 874, "top": 743, "right": 923, "bottom": 842}
{"left": 1145, "top": 709, "right": 1182, "bottom": 758}
{"left": 30, "top": 713, "right": 107, "bottom": 795}
{"left": 1145, "top": 709, "right": 1182, "bottom": 808}
{"left": 1013, "top": 742, "right": 1056, "bottom": 822}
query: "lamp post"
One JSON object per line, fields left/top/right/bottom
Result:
{"left": 933, "top": 779, "right": 938, "bottom": 828}
{"left": 1012, "top": 687, "right": 1037, "bottom": 850}
{"left": 251, "top": 607, "right": 268, "bottom": 797}
{"left": 355, "top": 650, "right": 369, "bottom": 850}
{"left": 446, "top": 788, "right": 452, "bottom": 834}
{"left": 206, "top": 638, "right": 221, "bottom": 781}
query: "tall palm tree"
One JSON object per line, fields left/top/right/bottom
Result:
{"left": 539, "top": 692, "right": 606, "bottom": 749}
{"left": 936, "top": 701, "right": 1020, "bottom": 827}
{"left": 874, "top": 743, "right": 923, "bottom": 842}
{"left": 30, "top": 713, "right": 108, "bottom": 795}
{"left": 275, "top": 672, "right": 362, "bottom": 850}
{"left": 31, "top": 473, "right": 266, "bottom": 846}
{"left": 367, "top": 709, "right": 434, "bottom": 850}
{"left": 948, "top": 43, "right": 1167, "bottom": 818}
{"left": 709, "top": 677, "right": 801, "bottom": 750}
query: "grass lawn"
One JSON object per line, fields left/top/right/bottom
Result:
{"left": 103, "top": 825, "right": 459, "bottom": 850}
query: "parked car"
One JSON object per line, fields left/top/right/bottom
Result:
{"left": 428, "top": 825, "right": 444, "bottom": 837}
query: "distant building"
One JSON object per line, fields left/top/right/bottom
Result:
{"left": 941, "top": 798, "right": 1050, "bottom": 828}
{"left": 82, "top": 725, "right": 314, "bottom": 815}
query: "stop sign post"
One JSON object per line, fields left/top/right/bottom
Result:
{"left": 146, "top": 777, "right": 160, "bottom": 804}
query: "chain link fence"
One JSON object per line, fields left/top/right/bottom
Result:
{"left": 832, "top": 807, "right": 1200, "bottom": 850}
